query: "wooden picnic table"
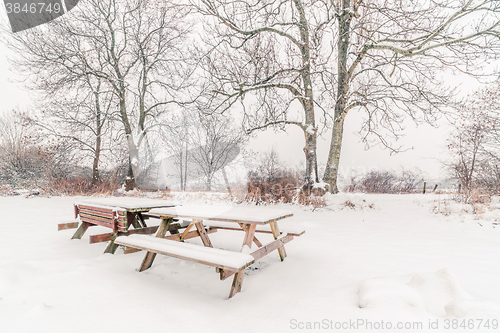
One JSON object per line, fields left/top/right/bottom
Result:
{"left": 115, "top": 204, "right": 304, "bottom": 298}
{"left": 60, "top": 197, "right": 178, "bottom": 253}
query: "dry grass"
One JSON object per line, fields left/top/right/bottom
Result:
{"left": 245, "top": 176, "right": 326, "bottom": 209}
{"left": 42, "top": 177, "right": 119, "bottom": 196}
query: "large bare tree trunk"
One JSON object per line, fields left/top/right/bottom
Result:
{"left": 323, "top": 118, "right": 345, "bottom": 193}
{"left": 323, "top": 0, "right": 351, "bottom": 193}
{"left": 92, "top": 135, "right": 101, "bottom": 184}
{"left": 91, "top": 86, "right": 102, "bottom": 185}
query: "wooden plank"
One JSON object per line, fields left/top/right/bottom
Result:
{"left": 77, "top": 204, "right": 116, "bottom": 215}
{"left": 58, "top": 222, "right": 79, "bottom": 231}
{"left": 128, "top": 212, "right": 142, "bottom": 229}
{"left": 252, "top": 235, "right": 263, "bottom": 248}
{"left": 116, "top": 221, "right": 128, "bottom": 233}
{"left": 229, "top": 271, "right": 245, "bottom": 298}
{"left": 79, "top": 212, "right": 114, "bottom": 223}
{"left": 219, "top": 268, "right": 236, "bottom": 281}
{"left": 270, "top": 221, "right": 287, "bottom": 261}
{"left": 219, "top": 235, "right": 294, "bottom": 281}
{"left": 242, "top": 224, "right": 257, "bottom": 249}
{"left": 137, "top": 213, "right": 147, "bottom": 228}
{"left": 79, "top": 210, "right": 127, "bottom": 222}
{"left": 116, "top": 236, "right": 255, "bottom": 272}
{"left": 104, "top": 237, "right": 120, "bottom": 254}
{"left": 79, "top": 210, "right": 114, "bottom": 219}
{"left": 139, "top": 218, "right": 172, "bottom": 272}
{"left": 89, "top": 232, "right": 114, "bottom": 244}
{"left": 206, "top": 224, "right": 305, "bottom": 237}
{"left": 179, "top": 221, "right": 195, "bottom": 241}
{"left": 194, "top": 220, "right": 213, "bottom": 248}
{"left": 165, "top": 228, "right": 217, "bottom": 241}
{"left": 250, "top": 234, "right": 293, "bottom": 261}
{"left": 71, "top": 222, "right": 92, "bottom": 239}
{"left": 80, "top": 216, "right": 113, "bottom": 229}
{"left": 89, "top": 226, "right": 160, "bottom": 244}
{"left": 124, "top": 246, "right": 142, "bottom": 254}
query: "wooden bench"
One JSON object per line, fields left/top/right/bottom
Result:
{"left": 112, "top": 205, "right": 303, "bottom": 298}
{"left": 60, "top": 199, "right": 177, "bottom": 253}
{"left": 115, "top": 234, "right": 255, "bottom": 298}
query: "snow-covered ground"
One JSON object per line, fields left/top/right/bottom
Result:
{"left": 0, "top": 193, "right": 499, "bottom": 333}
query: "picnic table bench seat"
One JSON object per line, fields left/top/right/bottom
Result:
{"left": 115, "top": 234, "right": 255, "bottom": 272}
{"left": 201, "top": 220, "right": 305, "bottom": 237}
{"left": 115, "top": 234, "right": 255, "bottom": 298}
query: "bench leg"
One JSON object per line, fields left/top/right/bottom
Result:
{"left": 139, "top": 218, "right": 172, "bottom": 272}
{"left": 71, "top": 222, "right": 92, "bottom": 240}
{"left": 104, "top": 237, "right": 120, "bottom": 254}
{"left": 229, "top": 270, "right": 245, "bottom": 298}
{"left": 270, "top": 221, "right": 287, "bottom": 261}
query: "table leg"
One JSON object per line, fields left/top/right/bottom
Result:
{"left": 242, "top": 224, "right": 257, "bottom": 249}
{"left": 71, "top": 222, "right": 92, "bottom": 239}
{"left": 139, "top": 217, "right": 172, "bottom": 272}
{"left": 270, "top": 220, "right": 287, "bottom": 261}
{"left": 229, "top": 270, "right": 245, "bottom": 298}
{"left": 238, "top": 223, "right": 262, "bottom": 247}
{"left": 194, "top": 219, "right": 213, "bottom": 247}
{"left": 137, "top": 213, "right": 147, "bottom": 228}
{"left": 128, "top": 212, "right": 142, "bottom": 229}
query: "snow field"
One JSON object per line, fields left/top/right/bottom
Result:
{"left": 0, "top": 193, "right": 498, "bottom": 333}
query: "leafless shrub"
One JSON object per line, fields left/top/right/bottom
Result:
{"left": 343, "top": 200, "right": 356, "bottom": 209}
{"left": 42, "top": 177, "right": 119, "bottom": 196}
{"left": 0, "top": 113, "right": 76, "bottom": 188}
{"left": 244, "top": 150, "right": 325, "bottom": 207}
{"left": 246, "top": 169, "right": 302, "bottom": 204}
{"left": 445, "top": 85, "right": 500, "bottom": 203}
{"left": 344, "top": 169, "right": 424, "bottom": 194}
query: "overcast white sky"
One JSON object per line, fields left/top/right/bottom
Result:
{"left": 0, "top": 4, "right": 494, "bottom": 185}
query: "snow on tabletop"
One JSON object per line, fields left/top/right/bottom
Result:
{"left": 149, "top": 204, "right": 293, "bottom": 223}
{"left": 115, "top": 234, "right": 254, "bottom": 269}
{"left": 75, "top": 197, "right": 179, "bottom": 210}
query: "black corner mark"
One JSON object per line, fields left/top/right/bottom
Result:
{"left": 64, "top": 0, "right": 78, "bottom": 11}
{"left": 4, "top": 0, "right": 80, "bottom": 33}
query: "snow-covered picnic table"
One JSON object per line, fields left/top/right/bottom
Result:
{"left": 115, "top": 204, "right": 305, "bottom": 298}
{"left": 59, "top": 197, "right": 178, "bottom": 253}
{"left": 59, "top": 199, "right": 304, "bottom": 298}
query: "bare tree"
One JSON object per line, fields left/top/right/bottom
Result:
{"left": 0, "top": 112, "right": 74, "bottom": 187}
{"left": 196, "top": 0, "right": 336, "bottom": 190}
{"left": 446, "top": 81, "right": 500, "bottom": 200}
{"left": 322, "top": 0, "right": 500, "bottom": 193}
{"left": 22, "top": 76, "right": 117, "bottom": 184}
{"left": 196, "top": 0, "right": 500, "bottom": 194}
{"left": 189, "top": 113, "right": 246, "bottom": 191}
{"left": 5, "top": 0, "right": 193, "bottom": 189}
{"left": 256, "top": 147, "right": 285, "bottom": 182}
{"left": 159, "top": 112, "right": 194, "bottom": 191}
